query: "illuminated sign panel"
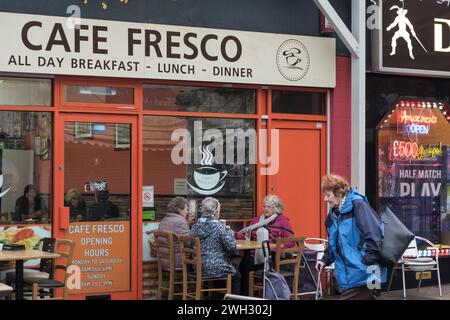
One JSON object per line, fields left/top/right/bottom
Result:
{"left": 377, "top": 99, "right": 450, "bottom": 245}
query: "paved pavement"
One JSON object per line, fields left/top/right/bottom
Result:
{"left": 378, "top": 284, "right": 450, "bottom": 300}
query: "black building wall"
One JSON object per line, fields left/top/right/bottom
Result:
{"left": 0, "top": 0, "right": 351, "bottom": 56}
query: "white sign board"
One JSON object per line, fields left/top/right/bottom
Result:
{"left": 142, "top": 186, "right": 154, "bottom": 207}
{"left": 0, "top": 12, "right": 336, "bottom": 88}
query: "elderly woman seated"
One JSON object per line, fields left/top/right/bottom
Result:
{"left": 236, "top": 194, "right": 295, "bottom": 266}
{"left": 190, "top": 197, "right": 241, "bottom": 295}
{"left": 157, "top": 196, "right": 191, "bottom": 270}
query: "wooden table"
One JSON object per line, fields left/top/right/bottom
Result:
{"left": 0, "top": 249, "right": 60, "bottom": 300}
{"left": 236, "top": 240, "right": 262, "bottom": 251}
{"left": 236, "top": 240, "right": 267, "bottom": 296}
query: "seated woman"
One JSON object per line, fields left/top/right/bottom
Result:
{"left": 190, "top": 197, "right": 240, "bottom": 294}
{"left": 157, "top": 196, "right": 190, "bottom": 269}
{"left": 64, "top": 188, "right": 87, "bottom": 221}
{"left": 236, "top": 194, "right": 294, "bottom": 266}
{"left": 14, "top": 184, "right": 46, "bottom": 222}
{"left": 86, "top": 189, "right": 120, "bottom": 221}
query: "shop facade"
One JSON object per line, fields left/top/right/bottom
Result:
{"left": 367, "top": 0, "right": 450, "bottom": 288}
{"left": 0, "top": 1, "right": 351, "bottom": 299}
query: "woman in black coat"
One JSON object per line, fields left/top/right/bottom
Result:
{"left": 14, "top": 184, "right": 44, "bottom": 222}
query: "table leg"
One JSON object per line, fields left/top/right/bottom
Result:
{"left": 15, "top": 259, "right": 24, "bottom": 300}
{"left": 239, "top": 251, "right": 252, "bottom": 296}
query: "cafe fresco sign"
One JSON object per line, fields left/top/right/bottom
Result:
{"left": 0, "top": 12, "right": 336, "bottom": 88}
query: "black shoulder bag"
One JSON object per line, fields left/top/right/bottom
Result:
{"left": 378, "top": 206, "right": 415, "bottom": 267}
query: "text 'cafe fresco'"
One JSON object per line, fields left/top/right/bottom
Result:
{"left": 0, "top": 10, "right": 338, "bottom": 299}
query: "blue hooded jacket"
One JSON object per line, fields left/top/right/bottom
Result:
{"left": 321, "top": 188, "right": 387, "bottom": 291}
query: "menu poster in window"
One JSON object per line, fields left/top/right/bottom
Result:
{"left": 115, "top": 124, "right": 130, "bottom": 151}
{"left": 39, "top": 113, "right": 51, "bottom": 160}
{"left": 174, "top": 179, "right": 187, "bottom": 195}
{"left": 25, "top": 113, "right": 36, "bottom": 132}
{"left": 143, "top": 222, "right": 159, "bottom": 262}
{"left": 66, "top": 221, "right": 130, "bottom": 294}
{"left": 0, "top": 225, "right": 51, "bottom": 267}
{"left": 379, "top": 144, "right": 447, "bottom": 243}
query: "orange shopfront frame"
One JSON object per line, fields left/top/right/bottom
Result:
{"left": 0, "top": 76, "right": 329, "bottom": 299}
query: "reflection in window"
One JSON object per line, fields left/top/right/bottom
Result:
{"left": 64, "top": 85, "right": 134, "bottom": 105}
{"left": 143, "top": 84, "right": 256, "bottom": 114}
{"left": 0, "top": 78, "right": 51, "bottom": 106}
{"left": 64, "top": 122, "right": 131, "bottom": 222}
{"left": 272, "top": 91, "right": 326, "bottom": 115}
{"left": 143, "top": 116, "right": 255, "bottom": 221}
{"left": 0, "top": 112, "right": 52, "bottom": 225}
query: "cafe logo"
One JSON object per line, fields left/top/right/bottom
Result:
{"left": 276, "top": 39, "right": 310, "bottom": 81}
{"left": 187, "top": 144, "right": 228, "bottom": 195}
{"left": 0, "top": 174, "right": 12, "bottom": 198}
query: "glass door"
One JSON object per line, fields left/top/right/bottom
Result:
{"left": 56, "top": 113, "right": 138, "bottom": 300}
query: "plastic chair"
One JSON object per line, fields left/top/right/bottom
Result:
{"left": 386, "top": 236, "right": 442, "bottom": 299}
{"left": 223, "top": 293, "right": 266, "bottom": 300}
{"left": 178, "top": 235, "right": 232, "bottom": 300}
{"left": 24, "top": 239, "right": 75, "bottom": 300}
{"left": 0, "top": 282, "right": 12, "bottom": 298}
{"left": 154, "top": 230, "right": 183, "bottom": 300}
{"left": 248, "top": 237, "right": 305, "bottom": 300}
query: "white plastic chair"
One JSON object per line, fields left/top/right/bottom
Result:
{"left": 301, "top": 238, "right": 334, "bottom": 298}
{"left": 0, "top": 282, "right": 12, "bottom": 299}
{"left": 387, "top": 236, "right": 442, "bottom": 299}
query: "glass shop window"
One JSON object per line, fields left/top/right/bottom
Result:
{"left": 0, "top": 78, "right": 51, "bottom": 106}
{"left": 64, "top": 85, "right": 134, "bottom": 105}
{"left": 272, "top": 90, "right": 326, "bottom": 115}
{"left": 143, "top": 84, "right": 256, "bottom": 114}
{"left": 377, "top": 100, "right": 450, "bottom": 245}
{"left": 0, "top": 111, "right": 52, "bottom": 250}
{"left": 142, "top": 115, "right": 256, "bottom": 222}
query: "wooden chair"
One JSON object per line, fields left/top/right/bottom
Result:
{"left": 154, "top": 230, "right": 184, "bottom": 300}
{"left": 178, "top": 235, "right": 232, "bottom": 300}
{"left": 24, "top": 239, "right": 75, "bottom": 300}
{"left": 248, "top": 237, "right": 305, "bottom": 300}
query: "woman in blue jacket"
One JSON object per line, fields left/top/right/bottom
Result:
{"left": 316, "top": 174, "right": 387, "bottom": 300}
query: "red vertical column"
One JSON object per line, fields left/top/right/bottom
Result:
{"left": 330, "top": 56, "right": 352, "bottom": 183}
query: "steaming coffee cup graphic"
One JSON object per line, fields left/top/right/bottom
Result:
{"left": 193, "top": 167, "right": 228, "bottom": 191}
{"left": 187, "top": 144, "right": 228, "bottom": 195}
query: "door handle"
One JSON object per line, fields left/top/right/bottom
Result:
{"left": 59, "top": 207, "right": 70, "bottom": 230}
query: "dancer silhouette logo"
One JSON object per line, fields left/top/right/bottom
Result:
{"left": 386, "top": 5, "right": 428, "bottom": 60}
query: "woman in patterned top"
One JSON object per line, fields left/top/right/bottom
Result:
{"left": 190, "top": 197, "right": 240, "bottom": 295}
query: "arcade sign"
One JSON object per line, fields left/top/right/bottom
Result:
{"left": 372, "top": 0, "right": 450, "bottom": 77}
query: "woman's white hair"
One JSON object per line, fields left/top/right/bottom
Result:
{"left": 264, "top": 194, "right": 284, "bottom": 215}
{"left": 200, "top": 197, "right": 221, "bottom": 216}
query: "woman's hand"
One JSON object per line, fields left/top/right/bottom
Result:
{"left": 316, "top": 260, "right": 326, "bottom": 272}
